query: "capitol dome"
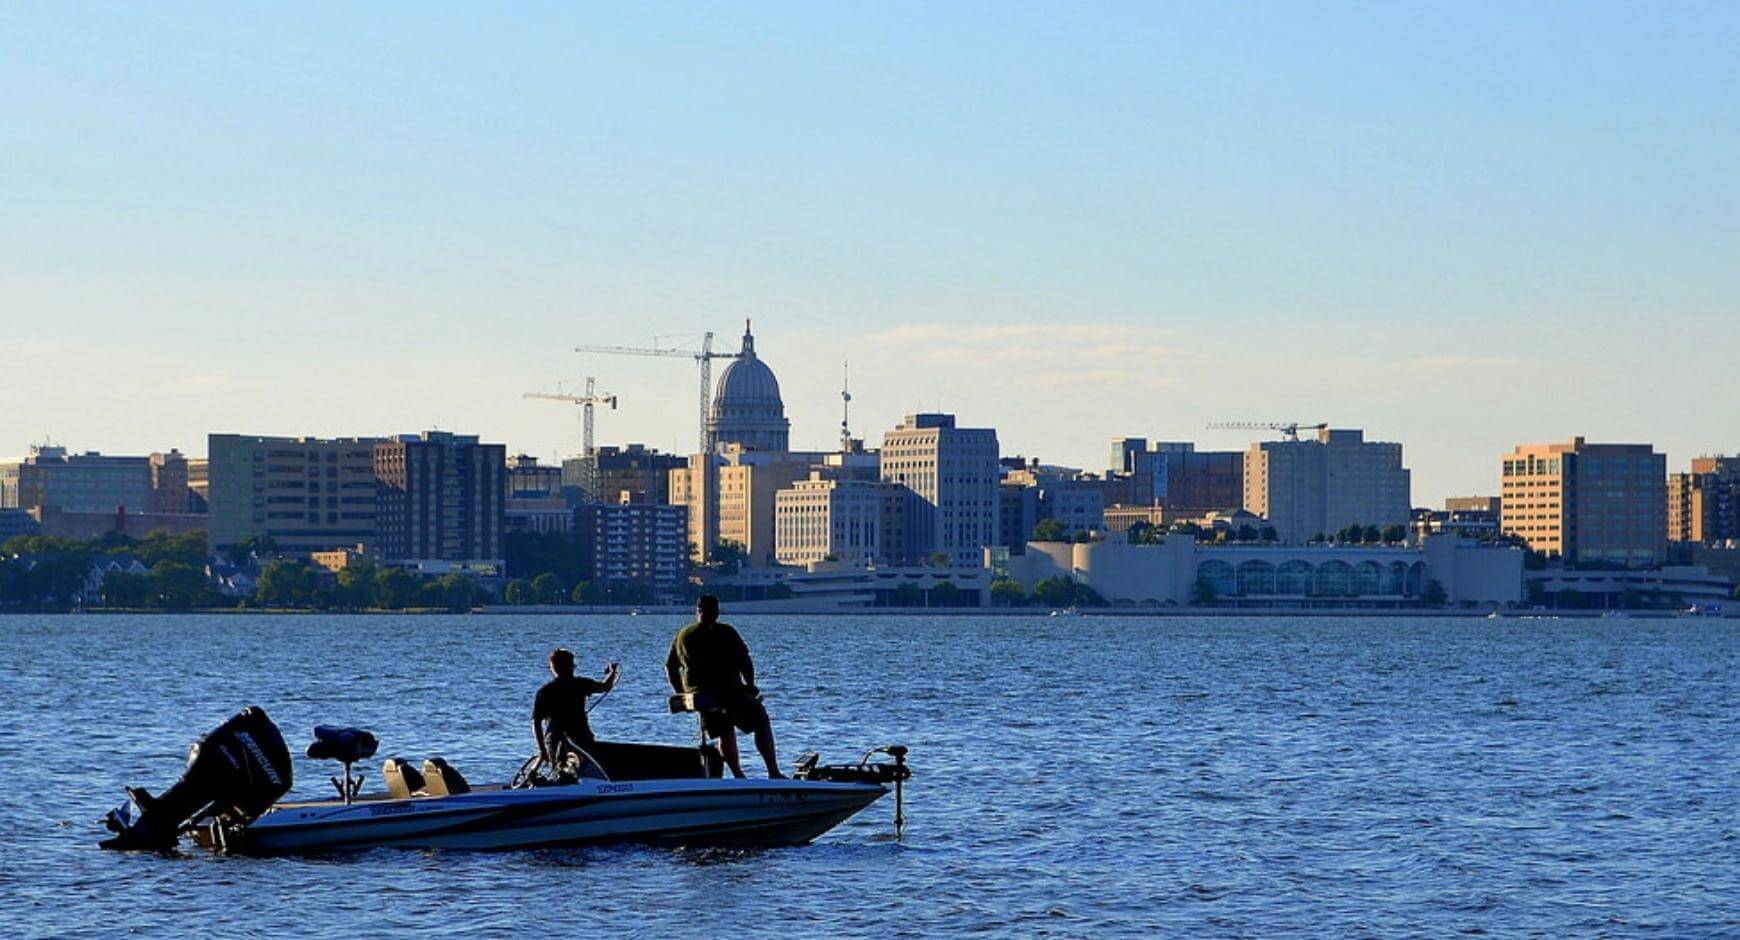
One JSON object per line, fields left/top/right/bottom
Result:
{"left": 707, "top": 322, "right": 790, "bottom": 452}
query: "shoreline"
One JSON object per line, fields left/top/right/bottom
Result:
{"left": 3, "top": 605, "right": 1729, "bottom": 619}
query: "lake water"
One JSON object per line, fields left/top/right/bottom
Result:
{"left": 2, "top": 613, "right": 1737, "bottom": 937}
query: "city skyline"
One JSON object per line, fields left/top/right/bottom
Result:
{"left": 5, "top": 5, "right": 1738, "bottom": 503}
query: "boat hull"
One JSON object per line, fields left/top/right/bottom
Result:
{"left": 205, "top": 777, "right": 887, "bottom": 854}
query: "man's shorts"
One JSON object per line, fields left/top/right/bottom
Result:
{"left": 700, "top": 694, "right": 769, "bottom": 739}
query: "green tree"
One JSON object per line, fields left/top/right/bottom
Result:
{"left": 254, "top": 560, "right": 320, "bottom": 608}
{"left": 372, "top": 567, "right": 420, "bottom": 610}
{"left": 334, "top": 561, "right": 378, "bottom": 609}
{"left": 1362, "top": 524, "right": 1383, "bottom": 544}
{"left": 929, "top": 580, "right": 962, "bottom": 607}
{"left": 1126, "top": 521, "right": 1163, "bottom": 545}
{"left": 1382, "top": 524, "right": 1408, "bottom": 544}
{"left": 1236, "top": 524, "right": 1258, "bottom": 543}
{"left": 1260, "top": 526, "right": 1279, "bottom": 543}
{"left": 710, "top": 540, "right": 748, "bottom": 575}
{"left": 102, "top": 570, "right": 153, "bottom": 608}
{"left": 1190, "top": 577, "right": 1217, "bottom": 606}
{"left": 504, "top": 579, "right": 532, "bottom": 606}
{"left": 571, "top": 581, "right": 599, "bottom": 605}
{"left": 150, "top": 561, "right": 214, "bottom": 608}
{"left": 433, "top": 574, "right": 479, "bottom": 613}
{"left": 531, "top": 572, "right": 563, "bottom": 605}
{"left": 224, "top": 535, "right": 279, "bottom": 568}
{"left": 1421, "top": 579, "right": 1448, "bottom": 607}
{"left": 1032, "top": 518, "right": 1068, "bottom": 542}
{"left": 990, "top": 578, "right": 1027, "bottom": 607}
{"left": 1033, "top": 576, "right": 1077, "bottom": 608}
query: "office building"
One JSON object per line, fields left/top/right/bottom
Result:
{"left": 1412, "top": 496, "right": 1502, "bottom": 541}
{"left": 880, "top": 413, "right": 1000, "bottom": 566}
{"left": 207, "top": 434, "right": 384, "bottom": 553}
{"left": 1500, "top": 437, "right": 1666, "bottom": 567}
{"left": 1109, "top": 439, "right": 1244, "bottom": 515}
{"left": 1, "top": 445, "right": 152, "bottom": 515}
{"left": 1668, "top": 457, "right": 1740, "bottom": 546}
{"left": 774, "top": 472, "right": 908, "bottom": 566}
{"left": 670, "top": 446, "right": 819, "bottom": 567}
{"left": 1244, "top": 429, "right": 1411, "bottom": 544}
{"left": 374, "top": 431, "right": 506, "bottom": 567}
{"left": 149, "top": 450, "right": 194, "bottom": 513}
{"left": 562, "top": 444, "right": 686, "bottom": 505}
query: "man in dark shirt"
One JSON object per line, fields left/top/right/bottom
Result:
{"left": 665, "top": 595, "right": 783, "bottom": 778}
{"left": 533, "top": 647, "right": 619, "bottom": 774}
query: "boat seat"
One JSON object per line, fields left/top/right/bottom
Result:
{"left": 421, "top": 757, "right": 469, "bottom": 796}
{"left": 306, "top": 726, "right": 379, "bottom": 764}
{"left": 382, "top": 757, "right": 425, "bottom": 799}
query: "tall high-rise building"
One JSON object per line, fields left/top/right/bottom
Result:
{"left": 1500, "top": 437, "right": 1666, "bottom": 567}
{"left": 207, "top": 434, "right": 384, "bottom": 552}
{"left": 706, "top": 323, "right": 789, "bottom": 453}
{"left": 577, "top": 494, "right": 689, "bottom": 597}
{"left": 880, "top": 413, "right": 1000, "bottom": 566}
{"left": 1667, "top": 456, "right": 1740, "bottom": 546}
{"left": 374, "top": 431, "right": 506, "bottom": 566}
{"left": 1244, "top": 428, "right": 1411, "bottom": 544}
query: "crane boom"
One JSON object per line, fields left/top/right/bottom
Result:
{"left": 1206, "top": 421, "right": 1328, "bottom": 442}
{"left": 523, "top": 377, "right": 616, "bottom": 457}
{"left": 574, "top": 330, "right": 740, "bottom": 453}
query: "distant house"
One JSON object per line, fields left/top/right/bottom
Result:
{"left": 84, "top": 556, "right": 151, "bottom": 604}
{"left": 205, "top": 561, "right": 258, "bottom": 598}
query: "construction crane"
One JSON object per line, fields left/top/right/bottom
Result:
{"left": 1206, "top": 421, "right": 1328, "bottom": 442}
{"left": 523, "top": 377, "right": 618, "bottom": 457}
{"left": 574, "top": 330, "right": 742, "bottom": 453}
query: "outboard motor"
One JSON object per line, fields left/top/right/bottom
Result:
{"left": 100, "top": 706, "right": 293, "bottom": 851}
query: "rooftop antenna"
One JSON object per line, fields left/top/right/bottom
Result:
{"left": 840, "top": 361, "right": 853, "bottom": 451}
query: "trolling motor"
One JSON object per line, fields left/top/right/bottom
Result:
{"left": 100, "top": 706, "right": 293, "bottom": 851}
{"left": 794, "top": 744, "right": 912, "bottom": 838}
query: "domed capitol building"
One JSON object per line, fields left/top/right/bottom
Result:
{"left": 707, "top": 321, "right": 790, "bottom": 452}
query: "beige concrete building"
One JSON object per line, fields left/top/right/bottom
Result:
{"left": 880, "top": 413, "right": 1000, "bottom": 566}
{"left": 1500, "top": 437, "right": 1665, "bottom": 567}
{"left": 207, "top": 434, "right": 384, "bottom": 553}
{"left": 1668, "top": 456, "right": 1740, "bottom": 545}
{"left": 670, "top": 446, "right": 819, "bottom": 567}
{"left": 1243, "top": 429, "right": 1410, "bottom": 544}
{"left": 2, "top": 445, "right": 153, "bottom": 515}
{"left": 774, "top": 472, "right": 908, "bottom": 566}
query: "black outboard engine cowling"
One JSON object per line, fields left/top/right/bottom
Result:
{"left": 100, "top": 706, "right": 293, "bottom": 851}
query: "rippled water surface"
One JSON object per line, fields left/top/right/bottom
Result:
{"left": 3, "top": 614, "right": 1738, "bottom": 937}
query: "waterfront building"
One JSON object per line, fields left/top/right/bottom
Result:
{"left": 1112, "top": 439, "right": 1245, "bottom": 515}
{"left": 576, "top": 493, "right": 689, "bottom": 598}
{"left": 1668, "top": 457, "right": 1740, "bottom": 546}
{"left": 670, "top": 446, "right": 820, "bottom": 567}
{"left": 1412, "top": 496, "right": 1502, "bottom": 542}
{"left": 1003, "top": 536, "right": 1522, "bottom": 607}
{"left": 1244, "top": 429, "right": 1411, "bottom": 545}
{"left": 208, "top": 434, "right": 385, "bottom": 553}
{"left": 774, "top": 472, "right": 907, "bottom": 566}
{"left": 880, "top": 413, "right": 1000, "bottom": 566}
{"left": 1, "top": 445, "right": 153, "bottom": 515}
{"left": 0, "top": 508, "right": 39, "bottom": 540}
{"left": 706, "top": 322, "right": 789, "bottom": 453}
{"left": 374, "top": 431, "right": 506, "bottom": 568}
{"left": 148, "top": 449, "right": 195, "bottom": 513}
{"left": 1526, "top": 565, "right": 1732, "bottom": 609}
{"left": 1500, "top": 437, "right": 1666, "bottom": 567}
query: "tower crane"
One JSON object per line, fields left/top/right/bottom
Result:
{"left": 1205, "top": 421, "right": 1328, "bottom": 442}
{"left": 573, "top": 330, "right": 742, "bottom": 453}
{"left": 523, "top": 377, "right": 617, "bottom": 457}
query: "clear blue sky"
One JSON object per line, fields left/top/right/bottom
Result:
{"left": 3, "top": 2, "right": 1736, "bottom": 502}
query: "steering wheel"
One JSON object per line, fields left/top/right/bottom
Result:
{"left": 510, "top": 755, "right": 547, "bottom": 790}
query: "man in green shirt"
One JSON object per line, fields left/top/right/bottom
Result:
{"left": 665, "top": 595, "right": 783, "bottom": 779}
